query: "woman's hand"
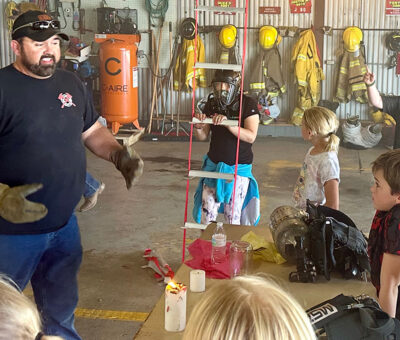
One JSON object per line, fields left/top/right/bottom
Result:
{"left": 212, "top": 114, "right": 227, "bottom": 125}
{"left": 364, "top": 65, "right": 375, "bottom": 86}
{"left": 194, "top": 112, "right": 207, "bottom": 129}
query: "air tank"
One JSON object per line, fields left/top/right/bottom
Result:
{"left": 95, "top": 34, "right": 141, "bottom": 134}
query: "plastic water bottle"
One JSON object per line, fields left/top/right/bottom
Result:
{"left": 211, "top": 222, "right": 227, "bottom": 264}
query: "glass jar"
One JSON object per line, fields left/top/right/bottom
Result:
{"left": 229, "top": 240, "right": 253, "bottom": 278}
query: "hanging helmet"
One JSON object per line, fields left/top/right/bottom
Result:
{"left": 386, "top": 31, "right": 400, "bottom": 52}
{"left": 259, "top": 25, "right": 281, "bottom": 49}
{"left": 219, "top": 24, "right": 237, "bottom": 49}
{"left": 211, "top": 69, "right": 241, "bottom": 107}
{"left": 343, "top": 26, "right": 363, "bottom": 52}
{"left": 180, "top": 18, "right": 196, "bottom": 40}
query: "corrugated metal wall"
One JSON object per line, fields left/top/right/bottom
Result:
{"left": 1, "top": 1, "right": 399, "bottom": 124}
{"left": 323, "top": 0, "right": 400, "bottom": 120}
{"left": 0, "top": 0, "right": 14, "bottom": 68}
{"left": 179, "top": 0, "right": 313, "bottom": 121}
{"left": 180, "top": 0, "right": 400, "bottom": 122}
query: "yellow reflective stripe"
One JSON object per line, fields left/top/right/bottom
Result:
{"left": 340, "top": 67, "right": 348, "bottom": 74}
{"left": 267, "top": 91, "right": 279, "bottom": 98}
{"left": 297, "top": 54, "right": 307, "bottom": 61}
{"left": 250, "top": 83, "right": 265, "bottom": 90}
{"left": 263, "top": 67, "right": 267, "bottom": 76}
{"left": 298, "top": 79, "right": 308, "bottom": 86}
{"left": 349, "top": 60, "right": 360, "bottom": 67}
{"left": 280, "top": 85, "right": 286, "bottom": 93}
{"left": 187, "top": 46, "right": 194, "bottom": 52}
{"left": 186, "top": 72, "right": 194, "bottom": 80}
{"left": 351, "top": 83, "right": 366, "bottom": 91}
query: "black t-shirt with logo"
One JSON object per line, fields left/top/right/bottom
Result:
{"left": 0, "top": 65, "right": 98, "bottom": 234}
{"left": 203, "top": 94, "right": 258, "bottom": 165}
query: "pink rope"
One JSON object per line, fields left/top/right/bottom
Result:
{"left": 230, "top": 0, "right": 249, "bottom": 223}
{"left": 182, "top": 0, "right": 200, "bottom": 263}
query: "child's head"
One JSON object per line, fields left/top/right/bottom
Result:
{"left": 0, "top": 275, "right": 63, "bottom": 340}
{"left": 371, "top": 149, "right": 400, "bottom": 211}
{"left": 183, "top": 274, "right": 316, "bottom": 340}
{"left": 302, "top": 106, "right": 340, "bottom": 152}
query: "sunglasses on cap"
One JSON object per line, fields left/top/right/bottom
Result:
{"left": 12, "top": 20, "right": 60, "bottom": 35}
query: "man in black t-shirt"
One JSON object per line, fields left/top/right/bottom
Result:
{"left": 192, "top": 69, "right": 260, "bottom": 226}
{"left": 0, "top": 11, "right": 143, "bottom": 340}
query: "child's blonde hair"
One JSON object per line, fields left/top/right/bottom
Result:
{"left": 183, "top": 274, "right": 316, "bottom": 340}
{"left": 303, "top": 106, "right": 340, "bottom": 152}
{"left": 0, "top": 275, "right": 63, "bottom": 340}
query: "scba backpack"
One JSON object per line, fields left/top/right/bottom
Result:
{"left": 307, "top": 294, "right": 400, "bottom": 339}
{"left": 285, "top": 201, "right": 370, "bottom": 282}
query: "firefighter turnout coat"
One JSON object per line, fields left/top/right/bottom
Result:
{"left": 335, "top": 50, "right": 368, "bottom": 104}
{"left": 291, "top": 29, "right": 324, "bottom": 125}
{"left": 173, "top": 37, "right": 207, "bottom": 91}
{"left": 248, "top": 46, "right": 286, "bottom": 99}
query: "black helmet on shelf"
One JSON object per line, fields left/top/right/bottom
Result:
{"left": 211, "top": 69, "right": 241, "bottom": 108}
{"left": 386, "top": 31, "right": 400, "bottom": 52}
{"left": 180, "top": 17, "right": 196, "bottom": 40}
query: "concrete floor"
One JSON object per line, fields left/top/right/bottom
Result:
{"left": 72, "top": 136, "right": 386, "bottom": 339}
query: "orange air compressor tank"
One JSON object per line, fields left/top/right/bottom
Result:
{"left": 95, "top": 34, "right": 141, "bottom": 134}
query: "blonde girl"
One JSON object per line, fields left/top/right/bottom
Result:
{"left": 293, "top": 106, "right": 340, "bottom": 210}
{"left": 183, "top": 274, "right": 316, "bottom": 340}
{"left": 0, "top": 275, "right": 64, "bottom": 340}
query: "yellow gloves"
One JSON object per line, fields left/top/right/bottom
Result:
{"left": 371, "top": 110, "right": 396, "bottom": 126}
{"left": 0, "top": 183, "right": 47, "bottom": 224}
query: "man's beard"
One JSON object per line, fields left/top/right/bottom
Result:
{"left": 21, "top": 52, "right": 57, "bottom": 77}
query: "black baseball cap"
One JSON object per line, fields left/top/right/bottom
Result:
{"left": 12, "top": 10, "right": 69, "bottom": 42}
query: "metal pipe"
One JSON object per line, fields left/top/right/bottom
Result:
{"left": 197, "top": 25, "right": 400, "bottom": 33}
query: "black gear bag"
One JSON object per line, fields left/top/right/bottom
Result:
{"left": 288, "top": 201, "right": 370, "bottom": 282}
{"left": 307, "top": 294, "right": 400, "bottom": 339}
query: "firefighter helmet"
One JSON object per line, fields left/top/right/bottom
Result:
{"left": 343, "top": 26, "right": 363, "bottom": 52}
{"left": 180, "top": 17, "right": 196, "bottom": 40}
{"left": 386, "top": 31, "right": 400, "bottom": 52}
{"left": 219, "top": 24, "right": 237, "bottom": 49}
{"left": 211, "top": 69, "right": 241, "bottom": 107}
{"left": 259, "top": 25, "right": 281, "bottom": 49}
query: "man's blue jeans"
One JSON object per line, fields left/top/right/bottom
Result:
{"left": 0, "top": 214, "right": 82, "bottom": 340}
{"left": 84, "top": 171, "right": 100, "bottom": 198}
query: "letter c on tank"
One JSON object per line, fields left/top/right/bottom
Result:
{"left": 105, "top": 57, "right": 121, "bottom": 76}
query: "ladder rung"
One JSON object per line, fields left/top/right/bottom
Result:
{"left": 195, "top": 6, "right": 245, "bottom": 13}
{"left": 194, "top": 62, "right": 242, "bottom": 72}
{"left": 191, "top": 117, "right": 238, "bottom": 126}
{"left": 187, "top": 170, "right": 234, "bottom": 181}
{"left": 183, "top": 222, "right": 209, "bottom": 230}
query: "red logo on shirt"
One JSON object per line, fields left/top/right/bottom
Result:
{"left": 58, "top": 93, "right": 76, "bottom": 108}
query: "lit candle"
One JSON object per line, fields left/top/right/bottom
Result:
{"left": 164, "top": 281, "right": 187, "bottom": 332}
{"left": 190, "top": 270, "right": 205, "bottom": 292}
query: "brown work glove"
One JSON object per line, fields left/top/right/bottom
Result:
{"left": 0, "top": 183, "right": 48, "bottom": 223}
{"left": 110, "top": 146, "right": 144, "bottom": 189}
